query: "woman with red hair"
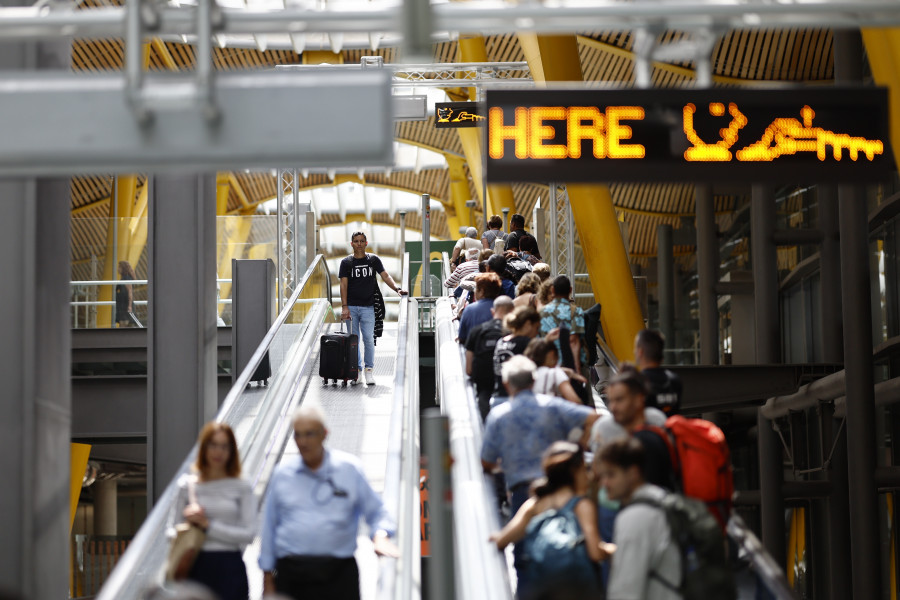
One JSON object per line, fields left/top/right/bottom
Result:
{"left": 171, "top": 422, "right": 256, "bottom": 599}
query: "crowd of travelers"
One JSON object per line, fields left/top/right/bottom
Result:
{"left": 450, "top": 214, "right": 737, "bottom": 600}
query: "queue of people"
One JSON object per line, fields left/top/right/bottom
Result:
{"left": 454, "top": 216, "right": 731, "bottom": 600}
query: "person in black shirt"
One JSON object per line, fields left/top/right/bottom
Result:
{"left": 491, "top": 306, "right": 542, "bottom": 400}
{"left": 464, "top": 295, "right": 514, "bottom": 420}
{"left": 339, "top": 231, "right": 407, "bottom": 386}
{"left": 634, "top": 329, "right": 683, "bottom": 416}
{"left": 504, "top": 213, "right": 540, "bottom": 259}
{"left": 604, "top": 365, "right": 676, "bottom": 491}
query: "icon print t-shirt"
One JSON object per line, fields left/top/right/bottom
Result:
{"left": 339, "top": 254, "right": 384, "bottom": 307}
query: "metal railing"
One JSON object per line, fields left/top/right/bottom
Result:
{"left": 97, "top": 256, "right": 333, "bottom": 600}
{"left": 377, "top": 254, "right": 422, "bottom": 600}
{"left": 69, "top": 278, "right": 235, "bottom": 329}
{"left": 434, "top": 297, "right": 515, "bottom": 600}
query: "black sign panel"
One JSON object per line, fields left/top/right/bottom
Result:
{"left": 484, "top": 88, "right": 892, "bottom": 183}
{"left": 435, "top": 102, "right": 485, "bottom": 128}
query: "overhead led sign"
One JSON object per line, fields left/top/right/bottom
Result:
{"left": 435, "top": 102, "right": 485, "bottom": 128}
{"left": 485, "top": 88, "right": 892, "bottom": 183}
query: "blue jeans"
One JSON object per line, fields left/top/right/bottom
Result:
{"left": 348, "top": 305, "right": 375, "bottom": 370}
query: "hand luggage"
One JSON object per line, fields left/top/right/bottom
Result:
{"left": 319, "top": 321, "right": 359, "bottom": 385}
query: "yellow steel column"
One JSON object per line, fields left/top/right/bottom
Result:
{"left": 518, "top": 34, "right": 644, "bottom": 361}
{"left": 98, "top": 175, "right": 138, "bottom": 327}
{"left": 216, "top": 174, "right": 230, "bottom": 216}
{"left": 445, "top": 155, "right": 470, "bottom": 235}
{"left": 862, "top": 29, "right": 900, "bottom": 174}
{"left": 454, "top": 34, "right": 516, "bottom": 219}
{"left": 302, "top": 50, "right": 344, "bottom": 64}
{"left": 214, "top": 174, "right": 253, "bottom": 314}
{"left": 126, "top": 182, "right": 149, "bottom": 267}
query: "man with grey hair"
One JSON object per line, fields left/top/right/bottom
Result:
{"left": 259, "top": 405, "right": 398, "bottom": 600}
{"left": 450, "top": 225, "right": 482, "bottom": 269}
{"left": 481, "top": 355, "right": 598, "bottom": 515}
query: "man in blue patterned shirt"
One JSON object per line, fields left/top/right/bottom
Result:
{"left": 540, "top": 275, "right": 587, "bottom": 372}
{"left": 481, "top": 355, "right": 598, "bottom": 516}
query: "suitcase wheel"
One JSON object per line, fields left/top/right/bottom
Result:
{"left": 323, "top": 378, "right": 328, "bottom": 385}
{"left": 341, "top": 380, "right": 347, "bottom": 386}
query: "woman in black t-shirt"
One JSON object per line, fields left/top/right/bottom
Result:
{"left": 492, "top": 306, "right": 542, "bottom": 397}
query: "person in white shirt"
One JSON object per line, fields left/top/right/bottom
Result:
{"left": 171, "top": 422, "right": 256, "bottom": 600}
{"left": 599, "top": 437, "right": 682, "bottom": 600}
{"left": 450, "top": 226, "right": 483, "bottom": 269}
{"left": 523, "top": 336, "right": 583, "bottom": 404}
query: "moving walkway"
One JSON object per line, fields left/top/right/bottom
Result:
{"left": 97, "top": 254, "right": 421, "bottom": 600}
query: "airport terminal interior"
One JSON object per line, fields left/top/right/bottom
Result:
{"left": 2, "top": 0, "right": 900, "bottom": 598}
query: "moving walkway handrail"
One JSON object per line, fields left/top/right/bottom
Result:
{"left": 98, "top": 255, "right": 333, "bottom": 600}
{"left": 377, "top": 254, "right": 422, "bottom": 600}
{"left": 434, "top": 296, "right": 515, "bottom": 600}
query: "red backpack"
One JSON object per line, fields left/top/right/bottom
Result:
{"left": 642, "top": 415, "right": 734, "bottom": 528}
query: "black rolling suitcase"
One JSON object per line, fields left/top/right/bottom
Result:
{"left": 319, "top": 321, "right": 359, "bottom": 386}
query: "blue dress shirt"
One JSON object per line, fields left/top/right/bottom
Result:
{"left": 458, "top": 298, "right": 495, "bottom": 345}
{"left": 258, "top": 449, "right": 395, "bottom": 571}
{"left": 481, "top": 389, "right": 593, "bottom": 488}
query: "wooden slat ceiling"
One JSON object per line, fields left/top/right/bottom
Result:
{"left": 68, "top": 18, "right": 836, "bottom": 277}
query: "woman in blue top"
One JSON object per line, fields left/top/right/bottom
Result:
{"left": 491, "top": 442, "right": 611, "bottom": 600}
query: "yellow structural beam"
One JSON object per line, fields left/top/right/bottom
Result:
{"left": 216, "top": 173, "right": 230, "bottom": 216}
{"left": 217, "top": 216, "right": 253, "bottom": 316}
{"left": 862, "top": 29, "right": 900, "bottom": 175}
{"left": 445, "top": 155, "right": 471, "bottom": 235}
{"left": 519, "top": 34, "right": 644, "bottom": 362}
{"left": 455, "top": 34, "right": 516, "bottom": 219}
{"left": 98, "top": 175, "right": 138, "bottom": 327}
{"left": 150, "top": 38, "right": 178, "bottom": 71}
{"left": 302, "top": 50, "right": 344, "bottom": 64}
{"left": 69, "top": 443, "right": 91, "bottom": 532}
{"left": 126, "top": 183, "right": 149, "bottom": 267}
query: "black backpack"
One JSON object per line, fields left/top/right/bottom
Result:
{"left": 505, "top": 256, "right": 532, "bottom": 283}
{"left": 469, "top": 320, "right": 504, "bottom": 388}
{"left": 631, "top": 493, "right": 736, "bottom": 600}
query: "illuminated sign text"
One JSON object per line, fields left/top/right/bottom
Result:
{"left": 485, "top": 88, "right": 892, "bottom": 183}
{"left": 488, "top": 106, "right": 646, "bottom": 160}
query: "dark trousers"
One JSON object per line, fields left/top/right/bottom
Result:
{"left": 275, "top": 556, "right": 360, "bottom": 600}
{"left": 187, "top": 550, "right": 249, "bottom": 600}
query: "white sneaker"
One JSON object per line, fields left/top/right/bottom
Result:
{"left": 364, "top": 368, "right": 375, "bottom": 385}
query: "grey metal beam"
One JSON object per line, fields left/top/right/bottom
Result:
{"left": 1, "top": 1, "right": 900, "bottom": 42}
{"left": 147, "top": 174, "right": 218, "bottom": 504}
{"left": 714, "top": 281, "right": 754, "bottom": 296}
{"left": 772, "top": 228, "right": 825, "bottom": 246}
{"left": 751, "top": 185, "right": 786, "bottom": 567}
{"left": 821, "top": 401, "right": 851, "bottom": 600}
{"left": 0, "top": 32, "right": 71, "bottom": 600}
{"left": 818, "top": 186, "right": 844, "bottom": 362}
{"left": 733, "top": 481, "right": 834, "bottom": 505}
{"left": 657, "top": 223, "right": 674, "bottom": 346}
{"left": 72, "top": 374, "right": 234, "bottom": 440}
{"left": 839, "top": 183, "right": 882, "bottom": 597}
{"left": 0, "top": 71, "right": 393, "bottom": 175}
{"left": 696, "top": 184, "right": 719, "bottom": 365}
{"left": 666, "top": 364, "right": 839, "bottom": 413}
{"left": 71, "top": 326, "right": 233, "bottom": 363}
{"left": 835, "top": 28, "right": 881, "bottom": 600}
